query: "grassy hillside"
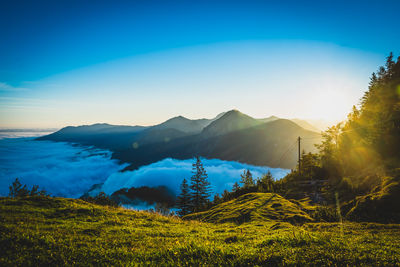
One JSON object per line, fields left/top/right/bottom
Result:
{"left": 184, "top": 193, "right": 313, "bottom": 224}
{"left": 2, "top": 196, "right": 400, "bottom": 266}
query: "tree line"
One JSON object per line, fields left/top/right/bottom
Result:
{"left": 277, "top": 53, "right": 400, "bottom": 212}
{"left": 177, "top": 157, "right": 282, "bottom": 216}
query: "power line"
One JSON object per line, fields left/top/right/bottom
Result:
{"left": 272, "top": 140, "right": 298, "bottom": 167}
{"left": 271, "top": 116, "right": 400, "bottom": 168}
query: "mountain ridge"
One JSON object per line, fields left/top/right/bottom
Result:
{"left": 38, "top": 110, "right": 322, "bottom": 169}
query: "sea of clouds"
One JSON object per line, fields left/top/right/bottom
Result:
{"left": 100, "top": 158, "right": 289, "bottom": 197}
{"left": 0, "top": 137, "right": 127, "bottom": 198}
{"left": 0, "top": 135, "right": 290, "bottom": 201}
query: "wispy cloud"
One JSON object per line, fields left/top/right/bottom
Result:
{"left": 0, "top": 82, "right": 28, "bottom": 92}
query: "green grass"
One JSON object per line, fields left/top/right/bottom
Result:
{"left": 1, "top": 196, "right": 400, "bottom": 266}
{"left": 184, "top": 193, "right": 314, "bottom": 224}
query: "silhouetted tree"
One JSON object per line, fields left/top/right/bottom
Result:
{"left": 9, "top": 178, "right": 48, "bottom": 198}
{"left": 232, "top": 182, "right": 240, "bottom": 192}
{"left": 9, "top": 178, "right": 29, "bottom": 197}
{"left": 240, "top": 169, "right": 255, "bottom": 188}
{"left": 213, "top": 193, "right": 222, "bottom": 205}
{"left": 257, "top": 171, "right": 274, "bottom": 192}
{"left": 177, "top": 178, "right": 191, "bottom": 216}
{"left": 189, "top": 156, "right": 211, "bottom": 212}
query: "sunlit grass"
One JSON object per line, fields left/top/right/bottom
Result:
{"left": 1, "top": 196, "right": 400, "bottom": 266}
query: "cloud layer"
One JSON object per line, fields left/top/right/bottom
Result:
{"left": 100, "top": 158, "right": 290, "bottom": 197}
{"left": 0, "top": 137, "right": 126, "bottom": 197}
{"left": 0, "top": 137, "right": 290, "bottom": 200}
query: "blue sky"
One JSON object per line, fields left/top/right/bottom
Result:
{"left": 0, "top": 0, "right": 399, "bottom": 128}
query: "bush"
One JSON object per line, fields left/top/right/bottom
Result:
{"left": 312, "top": 205, "right": 340, "bottom": 222}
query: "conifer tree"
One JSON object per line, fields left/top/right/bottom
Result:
{"left": 232, "top": 182, "right": 240, "bottom": 192}
{"left": 240, "top": 169, "right": 255, "bottom": 188}
{"left": 189, "top": 156, "right": 211, "bottom": 212}
{"left": 9, "top": 178, "right": 29, "bottom": 197}
{"left": 257, "top": 171, "right": 274, "bottom": 192}
{"left": 177, "top": 178, "right": 191, "bottom": 216}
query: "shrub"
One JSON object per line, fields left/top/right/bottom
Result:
{"left": 312, "top": 205, "right": 340, "bottom": 222}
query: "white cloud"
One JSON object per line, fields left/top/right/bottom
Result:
{"left": 100, "top": 158, "right": 290, "bottom": 197}
{"left": 0, "top": 138, "right": 126, "bottom": 197}
{"left": 0, "top": 138, "right": 290, "bottom": 200}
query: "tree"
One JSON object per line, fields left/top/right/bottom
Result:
{"left": 177, "top": 178, "right": 191, "bottom": 216}
{"left": 240, "top": 169, "right": 255, "bottom": 188}
{"left": 9, "top": 178, "right": 29, "bottom": 197}
{"left": 212, "top": 193, "right": 222, "bottom": 205}
{"left": 8, "top": 178, "right": 48, "bottom": 198}
{"left": 232, "top": 182, "right": 240, "bottom": 192}
{"left": 189, "top": 156, "right": 211, "bottom": 212}
{"left": 30, "top": 185, "right": 48, "bottom": 197}
{"left": 257, "top": 171, "right": 274, "bottom": 192}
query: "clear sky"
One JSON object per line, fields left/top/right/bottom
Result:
{"left": 0, "top": 0, "right": 399, "bottom": 128}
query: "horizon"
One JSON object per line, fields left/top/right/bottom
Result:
{"left": 0, "top": 108, "right": 330, "bottom": 131}
{"left": 1, "top": 0, "right": 399, "bottom": 128}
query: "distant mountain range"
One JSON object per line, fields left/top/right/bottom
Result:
{"left": 38, "top": 110, "right": 323, "bottom": 169}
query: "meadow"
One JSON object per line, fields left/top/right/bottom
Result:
{"left": 1, "top": 195, "right": 400, "bottom": 266}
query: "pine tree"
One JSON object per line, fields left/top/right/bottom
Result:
{"left": 189, "top": 156, "right": 211, "bottom": 212}
{"left": 232, "top": 182, "right": 240, "bottom": 192}
{"left": 212, "top": 193, "right": 221, "bottom": 205}
{"left": 9, "top": 178, "right": 29, "bottom": 197}
{"left": 257, "top": 171, "right": 274, "bottom": 192}
{"left": 240, "top": 169, "right": 255, "bottom": 188}
{"left": 177, "top": 178, "right": 191, "bottom": 216}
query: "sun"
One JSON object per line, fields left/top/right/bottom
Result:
{"left": 304, "top": 88, "right": 356, "bottom": 123}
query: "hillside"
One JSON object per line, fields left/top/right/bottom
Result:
{"left": 2, "top": 196, "right": 400, "bottom": 266}
{"left": 184, "top": 193, "right": 313, "bottom": 223}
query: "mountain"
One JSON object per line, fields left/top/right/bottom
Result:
{"left": 113, "top": 118, "right": 321, "bottom": 170}
{"left": 290, "top": 119, "right": 321, "bottom": 132}
{"left": 37, "top": 123, "right": 148, "bottom": 150}
{"left": 198, "top": 119, "right": 320, "bottom": 168}
{"left": 202, "top": 110, "right": 262, "bottom": 137}
{"left": 258, "top": 115, "right": 279, "bottom": 124}
{"left": 151, "top": 116, "right": 211, "bottom": 134}
{"left": 39, "top": 110, "right": 322, "bottom": 169}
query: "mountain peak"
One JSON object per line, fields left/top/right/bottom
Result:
{"left": 164, "top": 115, "right": 188, "bottom": 122}
{"left": 202, "top": 110, "right": 261, "bottom": 137}
{"left": 224, "top": 109, "right": 241, "bottom": 115}
{"left": 152, "top": 115, "right": 206, "bottom": 134}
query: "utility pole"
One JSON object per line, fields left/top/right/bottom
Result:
{"left": 298, "top": 136, "right": 301, "bottom": 175}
